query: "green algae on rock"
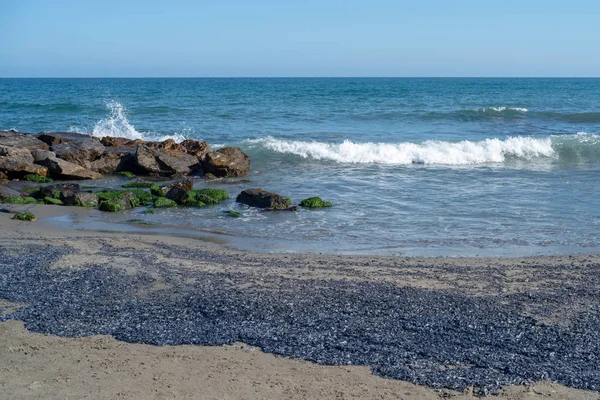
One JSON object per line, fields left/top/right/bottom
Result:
{"left": 154, "top": 197, "right": 177, "bottom": 208}
{"left": 299, "top": 197, "right": 333, "bottom": 208}
{"left": 12, "top": 212, "right": 37, "bottom": 221}
{"left": 99, "top": 200, "right": 123, "bottom": 212}
{"left": 223, "top": 210, "right": 241, "bottom": 217}
{"left": 5, "top": 196, "right": 39, "bottom": 205}
{"left": 43, "top": 197, "right": 63, "bottom": 205}
{"left": 122, "top": 182, "right": 157, "bottom": 188}
{"left": 116, "top": 171, "right": 136, "bottom": 179}
{"left": 24, "top": 174, "right": 53, "bottom": 183}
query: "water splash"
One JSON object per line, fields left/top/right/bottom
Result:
{"left": 92, "top": 101, "right": 142, "bottom": 140}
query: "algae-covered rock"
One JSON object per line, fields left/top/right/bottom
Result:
{"left": 189, "top": 201, "right": 207, "bottom": 208}
{"left": 116, "top": 171, "right": 136, "bottom": 179}
{"left": 99, "top": 200, "right": 123, "bottom": 212}
{"left": 299, "top": 197, "right": 332, "bottom": 208}
{"left": 43, "top": 197, "right": 63, "bottom": 205}
{"left": 13, "top": 212, "right": 36, "bottom": 221}
{"left": 0, "top": 186, "right": 22, "bottom": 201}
{"left": 166, "top": 186, "right": 191, "bottom": 205}
{"left": 194, "top": 188, "right": 229, "bottom": 203}
{"left": 223, "top": 210, "right": 241, "bottom": 217}
{"left": 6, "top": 196, "right": 39, "bottom": 205}
{"left": 150, "top": 184, "right": 164, "bottom": 197}
{"left": 63, "top": 192, "right": 99, "bottom": 207}
{"left": 126, "top": 218, "right": 154, "bottom": 225}
{"left": 24, "top": 174, "right": 53, "bottom": 183}
{"left": 236, "top": 189, "right": 290, "bottom": 209}
{"left": 142, "top": 208, "right": 155, "bottom": 214}
{"left": 125, "top": 188, "right": 153, "bottom": 205}
{"left": 154, "top": 197, "right": 177, "bottom": 208}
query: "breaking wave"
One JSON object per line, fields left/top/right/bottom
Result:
{"left": 248, "top": 133, "right": 600, "bottom": 165}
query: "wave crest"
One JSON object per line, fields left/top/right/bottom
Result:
{"left": 248, "top": 135, "right": 600, "bottom": 165}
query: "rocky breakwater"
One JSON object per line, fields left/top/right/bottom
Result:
{"left": 0, "top": 130, "right": 251, "bottom": 181}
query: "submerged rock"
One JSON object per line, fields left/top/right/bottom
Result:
{"left": 39, "top": 183, "right": 79, "bottom": 200}
{"left": 236, "top": 188, "right": 290, "bottom": 209}
{"left": 203, "top": 147, "right": 250, "bottom": 177}
{"left": 299, "top": 197, "right": 333, "bottom": 208}
{"left": 154, "top": 197, "right": 177, "bottom": 208}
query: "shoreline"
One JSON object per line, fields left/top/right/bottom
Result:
{"left": 1, "top": 205, "right": 600, "bottom": 398}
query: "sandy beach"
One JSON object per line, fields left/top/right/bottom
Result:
{"left": 1, "top": 204, "right": 599, "bottom": 399}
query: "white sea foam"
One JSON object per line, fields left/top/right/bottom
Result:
{"left": 249, "top": 136, "right": 557, "bottom": 165}
{"left": 477, "top": 107, "right": 529, "bottom": 113}
{"left": 85, "top": 100, "right": 186, "bottom": 142}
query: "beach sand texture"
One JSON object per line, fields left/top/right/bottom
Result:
{"left": 0, "top": 205, "right": 599, "bottom": 399}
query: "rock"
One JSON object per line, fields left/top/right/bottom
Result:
{"left": 146, "top": 139, "right": 186, "bottom": 154}
{"left": 31, "top": 149, "right": 56, "bottom": 162}
{"left": 0, "top": 186, "right": 22, "bottom": 201}
{"left": 203, "top": 173, "right": 218, "bottom": 180}
{"left": 299, "top": 197, "right": 333, "bottom": 208}
{"left": 99, "top": 199, "right": 127, "bottom": 212}
{"left": 165, "top": 186, "right": 190, "bottom": 205}
{"left": 154, "top": 197, "right": 177, "bottom": 208}
{"left": 37, "top": 157, "right": 103, "bottom": 180}
{"left": 203, "top": 147, "right": 250, "bottom": 177}
{"left": 161, "top": 178, "right": 194, "bottom": 193}
{"left": 13, "top": 212, "right": 36, "bottom": 222}
{"left": 37, "top": 132, "right": 95, "bottom": 146}
{"left": 39, "top": 183, "right": 79, "bottom": 200}
{"left": 0, "top": 131, "right": 49, "bottom": 150}
{"left": 135, "top": 144, "right": 199, "bottom": 176}
{"left": 89, "top": 150, "right": 136, "bottom": 174}
{"left": 61, "top": 192, "right": 99, "bottom": 207}
{"left": 52, "top": 139, "right": 105, "bottom": 167}
{"left": 236, "top": 189, "right": 291, "bottom": 209}
{"left": 181, "top": 140, "right": 211, "bottom": 160}
{"left": 265, "top": 205, "right": 299, "bottom": 212}
{"left": 101, "top": 136, "right": 143, "bottom": 148}
{"left": 0, "top": 145, "right": 49, "bottom": 178}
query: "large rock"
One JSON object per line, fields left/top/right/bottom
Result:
{"left": 101, "top": 136, "right": 143, "bottom": 148}
{"left": 0, "top": 186, "right": 22, "bottom": 201}
{"left": 37, "top": 132, "right": 95, "bottom": 146}
{"left": 203, "top": 147, "right": 250, "bottom": 177}
{"left": 38, "top": 183, "right": 80, "bottom": 200}
{"left": 181, "top": 140, "right": 211, "bottom": 160}
{"left": 236, "top": 189, "right": 290, "bottom": 209}
{"left": 165, "top": 186, "right": 190, "bottom": 205}
{"left": 37, "top": 157, "right": 103, "bottom": 180}
{"left": 0, "top": 145, "right": 49, "bottom": 179}
{"left": 134, "top": 144, "right": 200, "bottom": 177}
{"left": 52, "top": 139, "right": 105, "bottom": 168}
{"left": 0, "top": 131, "right": 49, "bottom": 150}
{"left": 31, "top": 149, "right": 56, "bottom": 163}
{"left": 160, "top": 178, "right": 194, "bottom": 193}
{"left": 62, "top": 192, "right": 99, "bottom": 207}
{"left": 89, "top": 148, "right": 136, "bottom": 174}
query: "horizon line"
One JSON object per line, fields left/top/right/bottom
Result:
{"left": 1, "top": 76, "right": 600, "bottom": 79}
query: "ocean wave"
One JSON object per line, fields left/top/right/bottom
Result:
{"left": 74, "top": 100, "right": 186, "bottom": 142}
{"left": 247, "top": 133, "right": 600, "bottom": 165}
{"left": 477, "top": 107, "right": 529, "bottom": 113}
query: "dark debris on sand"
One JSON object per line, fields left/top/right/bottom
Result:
{"left": 0, "top": 244, "right": 599, "bottom": 396}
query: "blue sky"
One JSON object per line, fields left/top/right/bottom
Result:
{"left": 1, "top": 0, "right": 599, "bottom": 77}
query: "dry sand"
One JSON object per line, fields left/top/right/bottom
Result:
{"left": 0, "top": 204, "right": 599, "bottom": 399}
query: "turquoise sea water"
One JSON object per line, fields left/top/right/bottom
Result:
{"left": 1, "top": 78, "right": 599, "bottom": 256}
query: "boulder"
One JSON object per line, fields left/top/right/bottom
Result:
{"left": 39, "top": 183, "right": 80, "bottom": 200}
{"left": 165, "top": 186, "right": 190, "bottom": 205}
{"left": 181, "top": 140, "right": 211, "bottom": 160}
{"left": 0, "top": 131, "right": 49, "bottom": 150}
{"left": 0, "top": 145, "right": 49, "bottom": 179}
{"left": 203, "top": 147, "right": 250, "bottom": 177}
{"left": 0, "top": 186, "right": 22, "bottom": 201}
{"left": 37, "top": 132, "right": 95, "bottom": 146}
{"left": 37, "top": 157, "right": 103, "bottom": 180}
{"left": 89, "top": 148, "right": 136, "bottom": 175}
{"left": 62, "top": 192, "right": 99, "bottom": 207}
{"left": 159, "top": 178, "right": 194, "bottom": 194}
{"left": 52, "top": 139, "right": 105, "bottom": 168}
{"left": 134, "top": 144, "right": 199, "bottom": 177}
{"left": 31, "top": 149, "right": 56, "bottom": 162}
{"left": 101, "top": 136, "right": 142, "bottom": 148}
{"left": 236, "top": 189, "right": 290, "bottom": 209}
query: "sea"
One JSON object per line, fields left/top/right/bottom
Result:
{"left": 1, "top": 78, "right": 599, "bottom": 256}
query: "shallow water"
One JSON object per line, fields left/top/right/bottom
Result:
{"left": 2, "top": 78, "right": 599, "bottom": 256}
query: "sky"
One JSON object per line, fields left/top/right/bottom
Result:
{"left": 1, "top": 0, "right": 599, "bottom": 77}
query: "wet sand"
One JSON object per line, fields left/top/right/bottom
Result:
{"left": 0, "top": 204, "right": 599, "bottom": 399}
